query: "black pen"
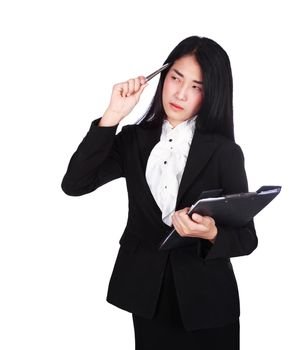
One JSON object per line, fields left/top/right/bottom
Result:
{"left": 145, "top": 63, "right": 171, "bottom": 82}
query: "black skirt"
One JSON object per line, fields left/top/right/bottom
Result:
{"left": 132, "top": 257, "right": 239, "bottom": 350}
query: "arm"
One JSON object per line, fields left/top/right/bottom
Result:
{"left": 61, "top": 117, "right": 127, "bottom": 196}
{"left": 61, "top": 75, "right": 148, "bottom": 196}
{"left": 200, "top": 143, "right": 258, "bottom": 260}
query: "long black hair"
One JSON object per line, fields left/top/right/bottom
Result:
{"left": 136, "top": 36, "right": 235, "bottom": 141}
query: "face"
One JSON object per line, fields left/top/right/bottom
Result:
{"left": 162, "top": 55, "right": 204, "bottom": 127}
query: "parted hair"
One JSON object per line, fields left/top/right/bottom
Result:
{"left": 136, "top": 36, "right": 235, "bottom": 141}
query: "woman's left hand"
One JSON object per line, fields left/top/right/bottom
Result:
{"left": 172, "top": 207, "right": 218, "bottom": 243}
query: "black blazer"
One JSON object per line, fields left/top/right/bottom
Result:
{"left": 61, "top": 117, "right": 258, "bottom": 331}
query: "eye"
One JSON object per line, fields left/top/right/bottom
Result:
{"left": 192, "top": 85, "right": 202, "bottom": 92}
{"left": 171, "top": 75, "right": 180, "bottom": 82}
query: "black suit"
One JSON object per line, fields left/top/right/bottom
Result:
{"left": 61, "top": 117, "right": 258, "bottom": 332}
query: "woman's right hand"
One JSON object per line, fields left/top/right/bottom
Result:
{"left": 102, "top": 76, "right": 148, "bottom": 124}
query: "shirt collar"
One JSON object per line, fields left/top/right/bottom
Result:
{"left": 162, "top": 115, "right": 197, "bottom": 137}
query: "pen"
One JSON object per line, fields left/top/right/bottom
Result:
{"left": 145, "top": 63, "right": 171, "bottom": 82}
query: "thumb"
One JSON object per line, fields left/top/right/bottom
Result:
{"left": 138, "top": 82, "right": 148, "bottom": 93}
{"left": 192, "top": 213, "right": 203, "bottom": 222}
{"left": 134, "top": 82, "right": 148, "bottom": 101}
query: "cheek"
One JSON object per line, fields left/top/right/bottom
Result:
{"left": 190, "top": 94, "right": 203, "bottom": 112}
{"left": 162, "top": 79, "right": 174, "bottom": 100}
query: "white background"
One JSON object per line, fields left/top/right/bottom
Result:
{"left": 1, "top": 0, "right": 302, "bottom": 349}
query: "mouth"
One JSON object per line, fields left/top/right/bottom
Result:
{"left": 169, "top": 102, "right": 184, "bottom": 111}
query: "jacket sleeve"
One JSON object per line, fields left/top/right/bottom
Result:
{"left": 61, "top": 117, "right": 127, "bottom": 196}
{"left": 199, "top": 142, "right": 258, "bottom": 260}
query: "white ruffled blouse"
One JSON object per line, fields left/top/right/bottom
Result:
{"left": 145, "top": 115, "right": 197, "bottom": 226}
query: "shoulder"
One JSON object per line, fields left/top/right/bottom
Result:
{"left": 212, "top": 134, "right": 243, "bottom": 151}
{"left": 209, "top": 134, "right": 245, "bottom": 162}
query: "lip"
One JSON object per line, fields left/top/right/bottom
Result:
{"left": 170, "top": 102, "right": 184, "bottom": 111}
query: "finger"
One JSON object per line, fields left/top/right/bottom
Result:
{"left": 192, "top": 213, "right": 204, "bottom": 223}
{"left": 173, "top": 207, "right": 189, "bottom": 215}
{"left": 174, "top": 207, "right": 190, "bottom": 217}
{"left": 133, "top": 77, "right": 141, "bottom": 93}
{"left": 113, "top": 83, "right": 123, "bottom": 96}
{"left": 137, "top": 82, "right": 148, "bottom": 94}
{"left": 121, "top": 82, "right": 129, "bottom": 98}
{"left": 183, "top": 207, "right": 191, "bottom": 213}
{"left": 179, "top": 208, "right": 193, "bottom": 222}
{"left": 174, "top": 212, "right": 209, "bottom": 237}
{"left": 193, "top": 214, "right": 214, "bottom": 228}
{"left": 132, "top": 81, "right": 148, "bottom": 98}
{"left": 127, "top": 79, "right": 135, "bottom": 97}
{"left": 173, "top": 211, "right": 190, "bottom": 235}
{"left": 204, "top": 216, "right": 215, "bottom": 225}
{"left": 178, "top": 211, "right": 208, "bottom": 233}
{"left": 172, "top": 215, "right": 185, "bottom": 237}
{"left": 139, "top": 75, "right": 146, "bottom": 85}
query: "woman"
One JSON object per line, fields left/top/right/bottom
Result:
{"left": 61, "top": 36, "right": 258, "bottom": 349}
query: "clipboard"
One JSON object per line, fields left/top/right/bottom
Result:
{"left": 159, "top": 185, "right": 282, "bottom": 250}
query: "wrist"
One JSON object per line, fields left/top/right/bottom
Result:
{"left": 99, "top": 109, "right": 122, "bottom": 127}
{"left": 209, "top": 227, "right": 218, "bottom": 244}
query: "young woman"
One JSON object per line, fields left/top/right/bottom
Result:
{"left": 61, "top": 36, "right": 258, "bottom": 350}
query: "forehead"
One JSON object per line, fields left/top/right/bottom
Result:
{"left": 170, "top": 55, "right": 203, "bottom": 79}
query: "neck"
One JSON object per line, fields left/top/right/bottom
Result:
{"left": 165, "top": 116, "right": 193, "bottom": 128}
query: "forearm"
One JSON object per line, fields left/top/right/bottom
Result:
{"left": 205, "top": 220, "right": 258, "bottom": 259}
{"left": 61, "top": 117, "right": 123, "bottom": 196}
{"left": 199, "top": 143, "right": 258, "bottom": 259}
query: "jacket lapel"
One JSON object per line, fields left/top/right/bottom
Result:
{"left": 175, "top": 128, "right": 218, "bottom": 208}
{"left": 136, "top": 125, "right": 163, "bottom": 173}
{"left": 135, "top": 124, "right": 220, "bottom": 210}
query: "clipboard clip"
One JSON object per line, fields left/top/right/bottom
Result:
{"left": 197, "top": 189, "right": 223, "bottom": 200}
{"left": 187, "top": 189, "right": 224, "bottom": 215}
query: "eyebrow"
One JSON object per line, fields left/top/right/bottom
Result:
{"left": 172, "top": 68, "right": 204, "bottom": 85}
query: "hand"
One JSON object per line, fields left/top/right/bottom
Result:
{"left": 104, "top": 76, "right": 148, "bottom": 122}
{"left": 172, "top": 207, "right": 218, "bottom": 243}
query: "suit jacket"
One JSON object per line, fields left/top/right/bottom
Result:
{"left": 61, "top": 117, "right": 258, "bottom": 331}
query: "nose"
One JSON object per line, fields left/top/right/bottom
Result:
{"left": 175, "top": 85, "right": 187, "bottom": 101}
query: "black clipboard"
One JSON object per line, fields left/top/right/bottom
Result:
{"left": 159, "top": 185, "right": 282, "bottom": 250}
